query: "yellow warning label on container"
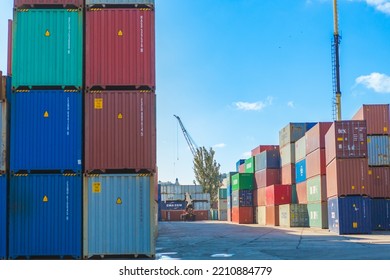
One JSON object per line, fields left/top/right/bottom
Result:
{"left": 118, "top": 113, "right": 123, "bottom": 119}
{"left": 351, "top": 185, "right": 355, "bottom": 190}
{"left": 337, "top": 137, "right": 343, "bottom": 142}
{"left": 45, "top": 30, "right": 50, "bottom": 37}
{"left": 94, "top": 98, "right": 103, "bottom": 109}
{"left": 92, "top": 182, "right": 101, "bottom": 193}
{"left": 118, "top": 30, "right": 123, "bottom": 36}
{"left": 43, "top": 196, "right": 48, "bottom": 202}
{"left": 367, "top": 138, "right": 371, "bottom": 143}
{"left": 368, "top": 170, "right": 372, "bottom": 175}
{"left": 362, "top": 185, "right": 365, "bottom": 189}
{"left": 384, "top": 127, "right": 388, "bottom": 132}
{"left": 352, "top": 204, "right": 356, "bottom": 207}
{"left": 116, "top": 198, "right": 122, "bottom": 204}
{"left": 353, "top": 222, "right": 358, "bottom": 228}
{"left": 44, "top": 111, "right": 49, "bottom": 118}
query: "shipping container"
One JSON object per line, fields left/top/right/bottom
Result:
{"left": 210, "top": 209, "right": 218, "bottom": 220}
{"left": 194, "top": 210, "right": 209, "bottom": 221}
{"left": 280, "top": 143, "right": 295, "bottom": 166}
{"left": 83, "top": 174, "right": 155, "bottom": 258}
{"left": 232, "top": 207, "right": 253, "bottom": 224}
{"left": 85, "top": 9, "right": 155, "bottom": 89}
{"left": 295, "top": 136, "right": 306, "bottom": 162}
{"left": 295, "top": 159, "right": 306, "bottom": 183}
{"left": 306, "top": 148, "right": 326, "bottom": 179}
{"left": 255, "top": 206, "right": 266, "bottom": 225}
{"left": 325, "top": 121, "right": 367, "bottom": 164}
{"left": 326, "top": 158, "right": 370, "bottom": 198}
{"left": 279, "top": 122, "right": 317, "bottom": 148}
{"left": 231, "top": 173, "right": 254, "bottom": 191}
{"left": 0, "top": 175, "right": 6, "bottom": 259}
{"left": 9, "top": 174, "right": 82, "bottom": 259}
{"left": 255, "top": 150, "right": 280, "bottom": 171}
{"left": 14, "top": 0, "right": 84, "bottom": 7}
{"left": 219, "top": 188, "right": 227, "bottom": 199}
{"left": 305, "top": 122, "right": 332, "bottom": 155}
{"left": 253, "top": 187, "right": 266, "bottom": 207}
{"left": 265, "top": 184, "right": 292, "bottom": 206}
{"left": 218, "top": 199, "right": 227, "bottom": 210}
{"left": 160, "top": 201, "right": 186, "bottom": 211}
{"left": 367, "top": 135, "right": 390, "bottom": 166}
{"left": 291, "top": 184, "right": 297, "bottom": 204}
{"left": 307, "top": 175, "right": 327, "bottom": 203}
{"left": 7, "top": 20, "right": 12, "bottom": 76}
{"left": 236, "top": 160, "right": 245, "bottom": 172}
{"left": 244, "top": 157, "right": 255, "bottom": 173}
{"left": 0, "top": 74, "right": 5, "bottom": 101}
{"left": 281, "top": 164, "right": 295, "bottom": 185}
{"left": 371, "top": 199, "right": 390, "bottom": 230}
{"left": 218, "top": 210, "right": 227, "bottom": 221}
{"left": 239, "top": 164, "right": 245, "bottom": 173}
{"left": 368, "top": 167, "right": 390, "bottom": 198}
{"left": 296, "top": 181, "right": 307, "bottom": 204}
{"left": 226, "top": 172, "right": 238, "bottom": 186}
{"left": 254, "top": 168, "right": 280, "bottom": 188}
{"left": 86, "top": 0, "right": 154, "bottom": 6}
{"left": 85, "top": 91, "right": 156, "bottom": 173}
{"left": 160, "top": 210, "right": 183, "bottom": 221}
{"left": 308, "top": 202, "right": 328, "bottom": 229}
{"left": 232, "top": 190, "right": 253, "bottom": 207}
{"left": 328, "top": 196, "right": 372, "bottom": 234}
{"left": 0, "top": 101, "right": 7, "bottom": 172}
{"left": 251, "top": 145, "right": 279, "bottom": 157}
{"left": 266, "top": 205, "right": 279, "bottom": 226}
{"left": 12, "top": 9, "right": 83, "bottom": 89}
{"left": 352, "top": 104, "right": 389, "bottom": 135}
{"left": 10, "top": 90, "right": 82, "bottom": 172}
{"left": 279, "top": 204, "right": 309, "bottom": 227}
{"left": 193, "top": 201, "right": 210, "bottom": 211}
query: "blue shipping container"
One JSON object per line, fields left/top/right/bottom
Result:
{"left": 10, "top": 90, "right": 82, "bottom": 172}
{"left": 232, "top": 190, "right": 253, "bottom": 207}
{"left": 255, "top": 150, "right": 280, "bottom": 171}
{"left": 83, "top": 174, "right": 155, "bottom": 258}
{"left": 371, "top": 199, "right": 390, "bottom": 230}
{"left": 0, "top": 175, "right": 6, "bottom": 259}
{"left": 367, "top": 136, "right": 390, "bottom": 166}
{"left": 295, "top": 159, "right": 307, "bottom": 183}
{"left": 0, "top": 101, "right": 6, "bottom": 172}
{"left": 328, "top": 196, "right": 372, "bottom": 234}
{"left": 9, "top": 174, "right": 82, "bottom": 259}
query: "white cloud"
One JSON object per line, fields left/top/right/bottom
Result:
{"left": 213, "top": 143, "right": 226, "bottom": 149}
{"left": 234, "top": 96, "right": 273, "bottom": 111}
{"left": 287, "top": 101, "right": 295, "bottom": 108}
{"left": 355, "top": 72, "right": 390, "bottom": 93}
{"left": 242, "top": 151, "right": 251, "bottom": 158}
{"left": 351, "top": 0, "right": 390, "bottom": 15}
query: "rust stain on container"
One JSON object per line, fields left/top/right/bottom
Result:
{"left": 352, "top": 104, "right": 389, "bottom": 135}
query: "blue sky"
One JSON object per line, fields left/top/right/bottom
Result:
{"left": 1, "top": 0, "right": 389, "bottom": 184}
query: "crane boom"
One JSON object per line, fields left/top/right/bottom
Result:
{"left": 332, "top": 0, "right": 342, "bottom": 121}
{"left": 174, "top": 115, "right": 198, "bottom": 157}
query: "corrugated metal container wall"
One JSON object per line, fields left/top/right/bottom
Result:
{"left": 239, "top": 164, "right": 245, "bottom": 173}
{"left": 325, "top": 121, "right": 367, "bottom": 165}
{"left": 10, "top": 91, "right": 82, "bottom": 172}
{"left": 218, "top": 199, "right": 227, "bottom": 210}
{"left": 244, "top": 157, "right": 255, "bottom": 173}
{"left": 279, "top": 204, "right": 309, "bottom": 227}
{"left": 265, "top": 184, "right": 291, "bottom": 206}
{"left": 12, "top": 9, "right": 83, "bottom": 89}
{"left": 0, "top": 101, "right": 7, "bottom": 171}
{"left": 0, "top": 175, "right": 6, "bottom": 259}
{"left": 308, "top": 202, "right": 328, "bottom": 229}
{"left": 328, "top": 196, "right": 372, "bottom": 234}
{"left": 86, "top": 0, "right": 155, "bottom": 5}
{"left": 251, "top": 145, "right": 279, "bottom": 157}
{"left": 193, "top": 201, "right": 210, "bottom": 211}
{"left": 352, "top": 104, "right": 389, "bottom": 135}
{"left": 306, "top": 148, "right": 326, "bottom": 179}
{"left": 7, "top": 20, "right": 12, "bottom": 76}
{"left": 0, "top": 74, "right": 5, "bottom": 100}
{"left": 85, "top": 9, "right": 155, "bottom": 89}
{"left": 160, "top": 201, "right": 186, "bottom": 210}
{"left": 279, "top": 122, "right": 317, "bottom": 148}
{"left": 254, "top": 169, "right": 280, "bottom": 188}
{"left": 236, "top": 160, "right": 245, "bottom": 172}
{"left": 369, "top": 167, "right": 390, "bottom": 198}
{"left": 253, "top": 187, "right": 266, "bottom": 206}
{"left": 255, "top": 206, "right": 266, "bottom": 225}
{"left": 218, "top": 210, "right": 227, "bottom": 221}
{"left": 9, "top": 174, "right": 82, "bottom": 259}
{"left": 307, "top": 175, "right": 327, "bottom": 202}
{"left": 219, "top": 188, "right": 227, "bottom": 199}
{"left": 371, "top": 199, "right": 390, "bottom": 230}
{"left": 295, "top": 136, "right": 306, "bottom": 162}
{"left": 266, "top": 205, "right": 279, "bottom": 226}
{"left": 281, "top": 163, "right": 295, "bottom": 185}
{"left": 232, "top": 190, "right": 253, "bottom": 207}
{"left": 83, "top": 174, "right": 155, "bottom": 258}
{"left": 326, "top": 158, "right": 370, "bottom": 198}
{"left": 367, "top": 136, "right": 390, "bottom": 166}
{"left": 305, "top": 122, "right": 332, "bottom": 155}
{"left": 14, "top": 0, "right": 84, "bottom": 7}
{"left": 85, "top": 91, "right": 156, "bottom": 172}
{"left": 296, "top": 182, "right": 307, "bottom": 204}
{"left": 231, "top": 207, "right": 253, "bottom": 224}
{"left": 227, "top": 172, "right": 237, "bottom": 186}
{"left": 280, "top": 143, "right": 295, "bottom": 166}
{"left": 295, "top": 159, "right": 306, "bottom": 183}
{"left": 231, "top": 173, "right": 254, "bottom": 191}
{"left": 255, "top": 150, "right": 280, "bottom": 171}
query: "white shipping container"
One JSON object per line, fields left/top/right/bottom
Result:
{"left": 218, "top": 199, "right": 227, "bottom": 210}
{"left": 255, "top": 206, "right": 266, "bottom": 225}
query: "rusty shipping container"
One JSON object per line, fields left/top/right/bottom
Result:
{"left": 352, "top": 104, "right": 389, "bottom": 135}
{"left": 231, "top": 206, "right": 253, "bottom": 224}
{"left": 296, "top": 182, "right": 307, "bottom": 204}
{"left": 254, "top": 169, "right": 280, "bottom": 188}
{"left": 265, "top": 184, "right": 291, "bottom": 206}
{"left": 306, "top": 148, "right": 326, "bottom": 179}
{"left": 253, "top": 187, "right": 266, "bottom": 207}
{"left": 84, "top": 91, "right": 156, "bottom": 173}
{"left": 367, "top": 135, "right": 390, "bottom": 166}
{"left": 326, "top": 158, "right": 370, "bottom": 198}
{"left": 325, "top": 121, "right": 367, "bottom": 165}
{"left": 305, "top": 122, "right": 332, "bottom": 155}
{"left": 281, "top": 164, "right": 295, "bottom": 185}
{"left": 14, "top": 0, "right": 83, "bottom": 7}
{"left": 368, "top": 167, "right": 390, "bottom": 198}
{"left": 251, "top": 145, "right": 279, "bottom": 157}
{"left": 85, "top": 9, "right": 155, "bottom": 89}
{"left": 266, "top": 205, "right": 279, "bottom": 226}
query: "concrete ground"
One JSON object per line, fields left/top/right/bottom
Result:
{"left": 156, "top": 221, "right": 390, "bottom": 260}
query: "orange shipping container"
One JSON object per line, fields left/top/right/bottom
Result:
{"left": 253, "top": 187, "right": 266, "bottom": 207}
{"left": 306, "top": 148, "right": 326, "bottom": 179}
{"left": 281, "top": 164, "right": 295, "bottom": 185}
{"left": 266, "top": 205, "right": 279, "bottom": 226}
{"left": 305, "top": 122, "right": 332, "bottom": 155}
{"left": 296, "top": 182, "right": 308, "bottom": 204}
{"left": 231, "top": 207, "right": 253, "bottom": 224}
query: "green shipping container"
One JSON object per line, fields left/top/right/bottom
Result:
{"left": 279, "top": 204, "right": 309, "bottom": 227}
{"left": 244, "top": 157, "right": 255, "bottom": 173}
{"left": 308, "top": 202, "right": 328, "bottom": 229}
{"left": 231, "top": 173, "right": 254, "bottom": 191}
{"left": 12, "top": 9, "right": 83, "bottom": 89}
{"left": 307, "top": 175, "right": 327, "bottom": 203}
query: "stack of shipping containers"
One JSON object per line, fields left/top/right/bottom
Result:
{"left": 325, "top": 120, "right": 372, "bottom": 234}
{"left": 9, "top": 0, "right": 84, "bottom": 259}
{"left": 226, "top": 171, "right": 237, "bottom": 222}
{"left": 231, "top": 173, "right": 254, "bottom": 224}
{"left": 218, "top": 186, "right": 228, "bottom": 221}
{"left": 352, "top": 105, "right": 390, "bottom": 230}
{"left": 0, "top": 73, "right": 7, "bottom": 259}
{"left": 305, "top": 122, "right": 332, "bottom": 228}
{"left": 83, "top": 0, "right": 156, "bottom": 259}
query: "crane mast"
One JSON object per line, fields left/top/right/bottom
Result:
{"left": 332, "top": 0, "right": 342, "bottom": 121}
{"left": 174, "top": 115, "right": 198, "bottom": 157}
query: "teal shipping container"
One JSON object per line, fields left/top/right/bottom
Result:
{"left": 308, "top": 202, "right": 328, "bottom": 229}
{"left": 12, "top": 9, "right": 83, "bottom": 89}
{"left": 86, "top": 0, "right": 154, "bottom": 6}
{"left": 83, "top": 174, "right": 155, "bottom": 259}
{"left": 219, "top": 188, "right": 227, "bottom": 199}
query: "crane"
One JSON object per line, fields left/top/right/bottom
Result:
{"left": 332, "top": 0, "right": 342, "bottom": 121}
{"left": 174, "top": 115, "right": 198, "bottom": 157}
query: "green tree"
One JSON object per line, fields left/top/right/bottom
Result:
{"left": 193, "top": 147, "right": 221, "bottom": 205}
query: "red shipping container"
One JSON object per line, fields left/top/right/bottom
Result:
{"left": 161, "top": 210, "right": 184, "bottom": 221}
{"left": 227, "top": 209, "right": 231, "bottom": 222}
{"left": 325, "top": 121, "right": 367, "bottom": 165}
{"left": 254, "top": 169, "right": 280, "bottom": 188}
{"left": 368, "top": 167, "right": 390, "bottom": 198}
{"left": 326, "top": 158, "right": 370, "bottom": 198}
{"left": 305, "top": 122, "right": 332, "bottom": 155}
{"left": 232, "top": 207, "right": 253, "bottom": 224}
{"left": 265, "top": 184, "right": 292, "bottom": 206}
{"left": 7, "top": 20, "right": 12, "bottom": 76}
{"left": 296, "top": 182, "right": 308, "bottom": 204}
{"left": 306, "top": 148, "right": 326, "bottom": 179}
{"left": 193, "top": 210, "right": 209, "bottom": 221}
{"left": 14, "top": 0, "right": 83, "bottom": 7}
{"left": 266, "top": 205, "right": 279, "bottom": 226}
{"left": 352, "top": 104, "right": 389, "bottom": 135}
{"left": 85, "top": 91, "right": 156, "bottom": 173}
{"left": 86, "top": 9, "right": 155, "bottom": 89}
{"left": 253, "top": 187, "right": 266, "bottom": 206}
{"left": 281, "top": 164, "right": 295, "bottom": 184}
{"left": 251, "top": 145, "right": 279, "bottom": 157}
